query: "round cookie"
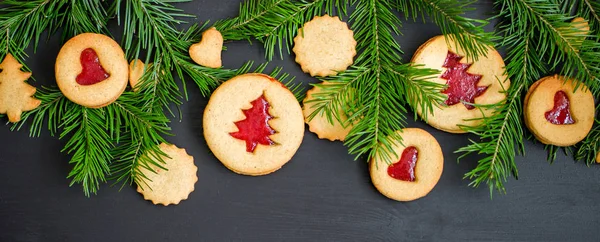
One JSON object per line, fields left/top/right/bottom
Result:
{"left": 411, "top": 35, "right": 510, "bottom": 133}
{"left": 204, "top": 73, "right": 304, "bottom": 176}
{"left": 137, "top": 143, "right": 198, "bottom": 206}
{"left": 302, "top": 83, "right": 353, "bottom": 141}
{"left": 524, "top": 75, "right": 595, "bottom": 146}
{"left": 293, "top": 15, "right": 356, "bottom": 77}
{"left": 56, "top": 33, "right": 128, "bottom": 108}
{"left": 370, "top": 128, "right": 443, "bottom": 202}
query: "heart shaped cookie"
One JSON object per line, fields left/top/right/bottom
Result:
{"left": 189, "top": 27, "right": 223, "bottom": 68}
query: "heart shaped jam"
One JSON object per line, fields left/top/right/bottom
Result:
{"left": 230, "top": 95, "right": 277, "bottom": 152}
{"left": 545, "top": 91, "right": 575, "bottom": 125}
{"left": 440, "top": 51, "right": 488, "bottom": 110}
{"left": 387, "top": 146, "right": 418, "bottom": 182}
{"left": 76, "top": 48, "right": 110, "bottom": 85}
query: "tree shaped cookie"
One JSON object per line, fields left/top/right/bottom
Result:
{"left": 0, "top": 54, "right": 41, "bottom": 123}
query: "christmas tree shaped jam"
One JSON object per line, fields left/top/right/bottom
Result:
{"left": 230, "top": 94, "right": 277, "bottom": 152}
{"left": 387, "top": 147, "right": 418, "bottom": 182}
{"left": 76, "top": 48, "right": 110, "bottom": 85}
{"left": 440, "top": 51, "right": 488, "bottom": 110}
{"left": 545, "top": 91, "right": 575, "bottom": 125}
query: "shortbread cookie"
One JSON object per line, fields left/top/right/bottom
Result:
{"left": 524, "top": 75, "right": 595, "bottom": 146}
{"left": 570, "top": 17, "right": 590, "bottom": 51}
{"left": 189, "top": 27, "right": 223, "bottom": 68}
{"left": 204, "top": 73, "right": 304, "bottom": 175}
{"left": 129, "top": 59, "right": 146, "bottom": 91}
{"left": 293, "top": 15, "right": 356, "bottom": 77}
{"left": 370, "top": 128, "right": 443, "bottom": 202}
{"left": 137, "top": 143, "right": 197, "bottom": 206}
{"left": 411, "top": 35, "right": 510, "bottom": 133}
{"left": 56, "top": 33, "right": 128, "bottom": 108}
{"left": 0, "top": 53, "right": 41, "bottom": 123}
{"left": 302, "top": 84, "right": 353, "bottom": 141}
{"left": 596, "top": 152, "right": 600, "bottom": 164}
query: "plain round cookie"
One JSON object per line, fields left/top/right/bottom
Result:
{"left": 524, "top": 75, "right": 595, "bottom": 146}
{"left": 137, "top": 143, "right": 198, "bottom": 206}
{"left": 204, "top": 73, "right": 305, "bottom": 176}
{"left": 293, "top": 15, "right": 356, "bottom": 77}
{"left": 56, "top": 33, "right": 128, "bottom": 108}
{"left": 302, "top": 84, "right": 353, "bottom": 141}
{"left": 411, "top": 35, "right": 510, "bottom": 133}
{"left": 370, "top": 128, "right": 444, "bottom": 202}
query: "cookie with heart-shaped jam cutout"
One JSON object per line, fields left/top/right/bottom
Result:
{"left": 524, "top": 75, "right": 595, "bottom": 146}
{"left": 369, "top": 128, "right": 443, "bottom": 202}
{"left": 189, "top": 27, "right": 223, "bottom": 68}
{"left": 203, "top": 73, "right": 304, "bottom": 176}
{"left": 56, "top": 33, "right": 128, "bottom": 108}
{"left": 411, "top": 35, "right": 510, "bottom": 133}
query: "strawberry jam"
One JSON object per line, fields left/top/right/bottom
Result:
{"left": 230, "top": 95, "right": 277, "bottom": 152}
{"left": 440, "top": 51, "right": 488, "bottom": 110}
{"left": 545, "top": 91, "right": 575, "bottom": 125}
{"left": 76, "top": 48, "right": 110, "bottom": 85}
{"left": 387, "top": 146, "right": 418, "bottom": 182}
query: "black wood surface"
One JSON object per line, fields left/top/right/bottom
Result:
{"left": 1, "top": 1, "right": 599, "bottom": 241}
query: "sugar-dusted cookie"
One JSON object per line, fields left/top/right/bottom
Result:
{"left": 189, "top": 27, "right": 223, "bottom": 68}
{"left": 0, "top": 54, "right": 41, "bottom": 123}
{"left": 524, "top": 75, "right": 595, "bottom": 146}
{"left": 411, "top": 35, "right": 510, "bottom": 133}
{"left": 129, "top": 59, "right": 146, "bottom": 91}
{"left": 293, "top": 15, "right": 356, "bottom": 77}
{"left": 204, "top": 73, "right": 304, "bottom": 175}
{"left": 370, "top": 128, "right": 443, "bottom": 202}
{"left": 56, "top": 33, "right": 128, "bottom": 108}
{"left": 137, "top": 143, "right": 198, "bottom": 206}
{"left": 302, "top": 83, "right": 353, "bottom": 141}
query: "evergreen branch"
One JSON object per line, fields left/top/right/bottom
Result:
{"left": 393, "top": 0, "right": 494, "bottom": 60}
{"left": 575, "top": 119, "right": 600, "bottom": 165}
{"left": 456, "top": 0, "right": 548, "bottom": 193}
{"left": 60, "top": 105, "right": 113, "bottom": 197}
{"left": 389, "top": 64, "right": 444, "bottom": 121}
{"left": 214, "top": 0, "right": 345, "bottom": 60}
{"left": 55, "top": 0, "right": 110, "bottom": 40}
{"left": 578, "top": 0, "right": 600, "bottom": 34}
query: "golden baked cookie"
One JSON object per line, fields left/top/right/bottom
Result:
{"left": 570, "top": 17, "right": 590, "bottom": 51}
{"left": 0, "top": 53, "right": 41, "bottom": 122}
{"left": 129, "top": 59, "right": 146, "bottom": 91}
{"left": 596, "top": 152, "right": 600, "bottom": 164}
{"left": 203, "top": 73, "right": 304, "bottom": 176}
{"left": 370, "top": 128, "right": 443, "bottom": 202}
{"left": 137, "top": 143, "right": 198, "bottom": 206}
{"left": 293, "top": 15, "right": 356, "bottom": 77}
{"left": 56, "top": 33, "right": 128, "bottom": 108}
{"left": 302, "top": 83, "right": 353, "bottom": 141}
{"left": 524, "top": 75, "right": 595, "bottom": 146}
{"left": 189, "top": 27, "right": 223, "bottom": 68}
{"left": 411, "top": 35, "right": 510, "bottom": 133}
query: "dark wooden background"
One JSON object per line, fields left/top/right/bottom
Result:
{"left": 1, "top": 0, "right": 599, "bottom": 241}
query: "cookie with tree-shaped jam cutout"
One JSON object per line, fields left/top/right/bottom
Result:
{"left": 411, "top": 35, "right": 510, "bottom": 133}
{"left": 56, "top": 33, "right": 128, "bottom": 108}
{"left": 370, "top": 128, "right": 443, "bottom": 202}
{"left": 524, "top": 75, "right": 595, "bottom": 147}
{"left": 203, "top": 73, "right": 304, "bottom": 176}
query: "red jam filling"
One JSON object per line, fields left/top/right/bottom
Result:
{"left": 440, "top": 51, "right": 488, "bottom": 110}
{"left": 387, "top": 146, "right": 418, "bottom": 182}
{"left": 230, "top": 94, "right": 276, "bottom": 152}
{"left": 545, "top": 91, "right": 575, "bottom": 125}
{"left": 76, "top": 48, "right": 110, "bottom": 85}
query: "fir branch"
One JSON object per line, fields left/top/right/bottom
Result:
{"left": 578, "top": 0, "right": 600, "bottom": 34}
{"left": 575, "top": 119, "right": 600, "bottom": 165}
{"left": 214, "top": 0, "right": 345, "bottom": 60}
{"left": 55, "top": 0, "right": 110, "bottom": 40}
{"left": 393, "top": 0, "right": 494, "bottom": 60}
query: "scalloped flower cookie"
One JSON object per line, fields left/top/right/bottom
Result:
{"left": 293, "top": 15, "right": 356, "bottom": 77}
